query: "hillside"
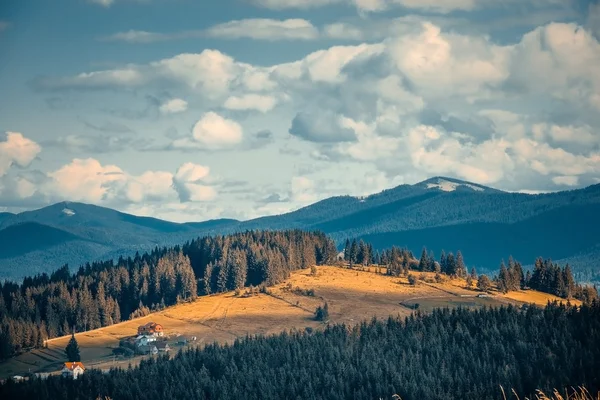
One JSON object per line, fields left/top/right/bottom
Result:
{"left": 0, "top": 265, "right": 577, "bottom": 380}
{"left": 1, "top": 178, "right": 600, "bottom": 281}
{"left": 0, "top": 202, "right": 239, "bottom": 280}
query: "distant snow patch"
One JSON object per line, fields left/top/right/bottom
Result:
{"left": 62, "top": 208, "right": 76, "bottom": 216}
{"left": 425, "top": 179, "right": 484, "bottom": 192}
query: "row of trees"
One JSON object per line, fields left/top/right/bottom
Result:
{"left": 345, "top": 242, "right": 598, "bottom": 303}
{"left": 0, "top": 230, "right": 336, "bottom": 359}
{"left": 2, "top": 302, "right": 599, "bottom": 399}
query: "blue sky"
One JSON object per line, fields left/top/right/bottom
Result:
{"left": 0, "top": 0, "right": 599, "bottom": 222}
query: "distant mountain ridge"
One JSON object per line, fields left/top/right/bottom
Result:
{"left": 1, "top": 177, "right": 599, "bottom": 283}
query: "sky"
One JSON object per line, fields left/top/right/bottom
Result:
{"left": 0, "top": 0, "right": 599, "bottom": 222}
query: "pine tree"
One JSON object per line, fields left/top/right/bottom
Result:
{"left": 563, "top": 264, "right": 576, "bottom": 299}
{"left": 343, "top": 239, "right": 350, "bottom": 261}
{"left": 349, "top": 240, "right": 358, "bottom": 266}
{"left": 498, "top": 262, "right": 510, "bottom": 293}
{"left": 445, "top": 253, "right": 456, "bottom": 276}
{"left": 418, "top": 248, "right": 429, "bottom": 272}
{"left": 439, "top": 250, "right": 447, "bottom": 275}
{"left": 65, "top": 333, "right": 80, "bottom": 362}
{"left": 455, "top": 251, "right": 466, "bottom": 278}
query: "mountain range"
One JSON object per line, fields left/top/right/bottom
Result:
{"left": 1, "top": 176, "right": 599, "bottom": 283}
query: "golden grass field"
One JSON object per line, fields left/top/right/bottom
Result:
{"left": 0, "top": 265, "right": 580, "bottom": 379}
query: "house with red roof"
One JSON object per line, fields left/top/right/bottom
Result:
{"left": 61, "top": 362, "right": 85, "bottom": 379}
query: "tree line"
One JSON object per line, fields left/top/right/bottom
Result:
{"left": 0, "top": 230, "right": 336, "bottom": 359}
{"left": 343, "top": 240, "right": 598, "bottom": 303}
{"left": 1, "top": 302, "right": 599, "bottom": 400}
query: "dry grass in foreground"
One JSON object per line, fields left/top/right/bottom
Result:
{"left": 501, "top": 386, "right": 599, "bottom": 400}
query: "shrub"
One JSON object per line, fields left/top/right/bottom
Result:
{"left": 314, "top": 303, "right": 329, "bottom": 321}
{"left": 408, "top": 274, "right": 418, "bottom": 286}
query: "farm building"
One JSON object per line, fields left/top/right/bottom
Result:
{"left": 137, "top": 344, "right": 158, "bottom": 355}
{"left": 135, "top": 335, "right": 157, "bottom": 347}
{"left": 156, "top": 342, "right": 170, "bottom": 353}
{"left": 137, "top": 322, "right": 164, "bottom": 336}
{"left": 62, "top": 362, "right": 85, "bottom": 380}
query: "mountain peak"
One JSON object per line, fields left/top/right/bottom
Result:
{"left": 416, "top": 176, "right": 496, "bottom": 193}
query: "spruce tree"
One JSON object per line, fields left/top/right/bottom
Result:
{"left": 418, "top": 248, "right": 429, "bottom": 272}
{"left": 455, "top": 251, "right": 466, "bottom": 278}
{"left": 65, "top": 333, "right": 80, "bottom": 362}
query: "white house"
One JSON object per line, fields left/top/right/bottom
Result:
{"left": 62, "top": 362, "right": 85, "bottom": 379}
{"left": 135, "top": 335, "right": 157, "bottom": 347}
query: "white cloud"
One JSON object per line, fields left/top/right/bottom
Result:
{"left": 552, "top": 175, "right": 579, "bottom": 186}
{"left": 173, "top": 162, "right": 216, "bottom": 202}
{"left": 206, "top": 19, "right": 319, "bottom": 40}
{"left": 223, "top": 94, "right": 278, "bottom": 113}
{"left": 0, "top": 132, "right": 41, "bottom": 177}
{"left": 25, "top": 158, "right": 218, "bottom": 207}
{"left": 507, "top": 23, "right": 600, "bottom": 109}
{"left": 388, "top": 22, "right": 510, "bottom": 98}
{"left": 44, "top": 158, "right": 126, "bottom": 203}
{"left": 187, "top": 112, "right": 243, "bottom": 149}
{"left": 290, "top": 176, "right": 317, "bottom": 203}
{"left": 159, "top": 98, "right": 188, "bottom": 114}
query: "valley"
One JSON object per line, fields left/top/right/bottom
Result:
{"left": 0, "top": 265, "right": 578, "bottom": 380}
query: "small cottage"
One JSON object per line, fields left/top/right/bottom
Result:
{"left": 156, "top": 342, "right": 170, "bottom": 353}
{"left": 62, "top": 362, "right": 85, "bottom": 379}
{"left": 137, "top": 344, "right": 158, "bottom": 355}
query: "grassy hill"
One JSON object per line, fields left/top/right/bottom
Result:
{"left": 0, "top": 265, "right": 576, "bottom": 379}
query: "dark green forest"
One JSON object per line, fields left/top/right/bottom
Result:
{"left": 0, "top": 230, "right": 337, "bottom": 359}
{"left": 1, "top": 302, "right": 599, "bottom": 400}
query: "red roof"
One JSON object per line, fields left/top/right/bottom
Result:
{"left": 64, "top": 362, "right": 85, "bottom": 370}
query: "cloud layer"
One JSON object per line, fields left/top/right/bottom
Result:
{"left": 5, "top": 3, "right": 600, "bottom": 221}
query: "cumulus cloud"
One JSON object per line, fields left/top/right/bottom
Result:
{"left": 206, "top": 18, "right": 319, "bottom": 40}
{"left": 4, "top": 156, "right": 219, "bottom": 209}
{"left": 0, "top": 132, "right": 41, "bottom": 177}
{"left": 170, "top": 112, "right": 243, "bottom": 150}
{"left": 159, "top": 98, "right": 188, "bottom": 114}
{"left": 44, "top": 158, "right": 126, "bottom": 203}
{"left": 172, "top": 162, "right": 217, "bottom": 202}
